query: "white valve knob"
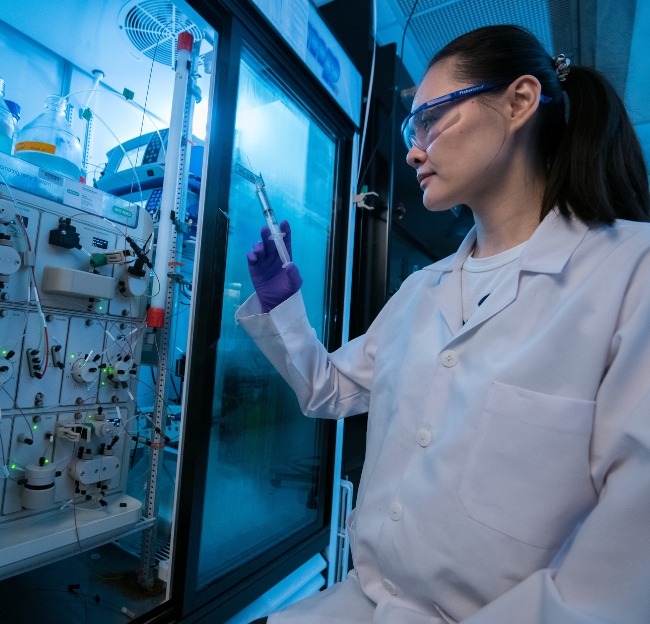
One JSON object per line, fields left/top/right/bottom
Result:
{"left": 105, "top": 356, "right": 135, "bottom": 383}
{"left": 0, "top": 245, "right": 20, "bottom": 278}
{"left": 94, "top": 421, "right": 117, "bottom": 437}
{"left": 71, "top": 359, "right": 100, "bottom": 385}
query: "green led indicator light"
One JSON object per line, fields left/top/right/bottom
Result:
{"left": 44, "top": 459, "right": 49, "bottom": 463}
{"left": 70, "top": 354, "right": 75, "bottom": 359}
{"left": 11, "top": 464, "right": 16, "bottom": 469}
{"left": 33, "top": 425, "right": 37, "bottom": 430}
{"left": 101, "top": 382, "right": 105, "bottom": 386}
{"left": 1, "top": 350, "right": 6, "bottom": 355}
{"left": 108, "top": 369, "right": 114, "bottom": 374}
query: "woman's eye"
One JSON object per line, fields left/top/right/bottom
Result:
{"left": 421, "top": 112, "right": 439, "bottom": 129}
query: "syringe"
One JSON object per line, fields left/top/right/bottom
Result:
{"left": 235, "top": 163, "right": 292, "bottom": 268}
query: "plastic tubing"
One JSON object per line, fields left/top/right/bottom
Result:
{"left": 60, "top": 88, "right": 167, "bottom": 158}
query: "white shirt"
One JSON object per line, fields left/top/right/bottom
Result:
{"left": 236, "top": 210, "right": 650, "bottom": 624}
{"left": 461, "top": 242, "right": 526, "bottom": 324}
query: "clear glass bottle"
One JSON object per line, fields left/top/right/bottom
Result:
{"left": 14, "top": 95, "right": 82, "bottom": 180}
{"left": 0, "top": 77, "right": 16, "bottom": 156}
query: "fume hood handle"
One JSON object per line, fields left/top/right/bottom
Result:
{"left": 206, "top": 208, "right": 230, "bottom": 349}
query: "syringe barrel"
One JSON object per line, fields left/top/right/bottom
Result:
{"left": 256, "top": 186, "right": 279, "bottom": 227}
{"left": 269, "top": 233, "right": 291, "bottom": 267}
{"left": 255, "top": 179, "right": 292, "bottom": 267}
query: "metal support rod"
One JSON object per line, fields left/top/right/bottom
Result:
{"left": 82, "top": 70, "right": 104, "bottom": 172}
{"left": 83, "top": 113, "right": 93, "bottom": 174}
{"left": 138, "top": 35, "right": 196, "bottom": 589}
{"left": 148, "top": 33, "right": 194, "bottom": 328}
{"left": 327, "top": 133, "right": 359, "bottom": 587}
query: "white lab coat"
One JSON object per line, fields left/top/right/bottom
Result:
{"left": 235, "top": 209, "right": 650, "bottom": 624}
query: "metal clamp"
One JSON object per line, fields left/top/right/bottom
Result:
{"left": 352, "top": 190, "right": 378, "bottom": 210}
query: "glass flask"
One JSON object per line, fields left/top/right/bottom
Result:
{"left": 14, "top": 95, "right": 82, "bottom": 180}
{"left": 0, "top": 78, "right": 16, "bottom": 156}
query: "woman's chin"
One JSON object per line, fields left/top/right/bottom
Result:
{"left": 422, "top": 193, "right": 455, "bottom": 213}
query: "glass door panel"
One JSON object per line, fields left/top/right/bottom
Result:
{"left": 196, "top": 48, "right": 337, "bottom": 589}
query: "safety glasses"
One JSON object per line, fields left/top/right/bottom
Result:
{"left": 401, "top": 82, "right": 553, "bottom": 151}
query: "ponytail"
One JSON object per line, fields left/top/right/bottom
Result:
{"left": 429, "top": 25, "right": 650, "bottom": 225}
{"left": 545, "top": 66, "right": 649, "bottom": 224}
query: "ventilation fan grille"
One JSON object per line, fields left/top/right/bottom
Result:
{"left": 123, "top": 0, "right": 203, "bottom": 67}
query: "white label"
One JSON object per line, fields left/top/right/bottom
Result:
{"left": 63, "top": 179, "right": 102, "bottom": 215}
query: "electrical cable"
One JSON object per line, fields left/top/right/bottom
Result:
{"left": 0, "top": 500, "right": 75, "bottom": 528}
{"left": 169, "top": 373, "right": 181, "bottom": 404}
{"left": 121, "top": 411, "right": 155, "bottom": 432}
{"left": 68, "top": 582, "right": 89, "bottom": 624}
{"left": 55, "top": 319, "right": 146, "bottom": 407}
{"left": 0, "top": 431, "right": 6, "bottom": 476}
{"left": 30, "top": 588, "right": 127, "bottom": 619}
{"left": 136, "top": 376, "right": 175, "bottom": 416}
{"left": 0, "top": 36, "right": 187, "bottom": 608}
{"left": 0, "top": 383, "right": 34, "bottom": 441}
{"left": 15, "top": 213, "right": 49, "bottom": 378}
{"left": 136, "top": 33, "right": 161, "bottom": 169}
{"left": 58, "top": 88, "right": 168, "bottom": 158}
{"left": 60, "top": 209, "right": 160, "bottom": 301}
{"left": 357, "top": 0, "right": 378, "bottom": 191}
{"left": 358, "top": 0, "right": 420, "bottom": 191}
{"left": 91, "top": 111, "right": 146, "bottom": 208}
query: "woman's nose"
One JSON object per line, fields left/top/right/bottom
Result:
{"left": 406, "top": 144, "right": 427, "bottom": 168}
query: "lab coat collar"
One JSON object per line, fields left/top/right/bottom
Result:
{"left": 427, "top": 209, "right": 590, "bottom": 339}
{"left": 426, "top": 208, "right": 590, "bottom": 275}
{"left": 519, "top": 209, "right": 590, "bottom": 274}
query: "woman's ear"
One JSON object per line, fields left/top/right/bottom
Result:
{"left": 506, "top": 75, "right": 543, "bottom": 131}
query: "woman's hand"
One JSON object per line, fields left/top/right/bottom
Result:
{"left": 247, "top": 220, "right": 303, "bottom": 313}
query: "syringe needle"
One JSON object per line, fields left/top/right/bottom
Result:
{"left": 235, "top": 160, "right": 292, "bottom": 268}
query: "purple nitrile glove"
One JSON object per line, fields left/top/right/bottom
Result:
{"left": 247, "top": 220, "right": 303, "bottom": 313}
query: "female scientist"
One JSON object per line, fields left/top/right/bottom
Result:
{"left": 238, "top": 25, "right": 650, "bottom": 624}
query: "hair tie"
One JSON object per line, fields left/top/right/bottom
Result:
{"left": 554, "top": 54, "right": 571, "bottom": 82}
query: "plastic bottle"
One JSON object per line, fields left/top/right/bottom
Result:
{"left": 14, "top": 95, "right": 82, "bottom": 180}
{"left": 0, "top": 77, "right": 16, "bottom": 156}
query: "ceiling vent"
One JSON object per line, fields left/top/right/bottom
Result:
{"left": 118, "top": 0, "right": 203, "bottom": 67}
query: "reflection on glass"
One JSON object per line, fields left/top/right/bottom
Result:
{"left": 196, "top": 50, "right": 336, "bottom": 588}
{"left": 389, "top": 228, "right": 435, "bottom": 297}
{"left": 116, "top": 145, "right": 146, "bottom": 172}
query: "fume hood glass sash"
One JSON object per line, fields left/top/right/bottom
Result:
{"left": 194, "top": 48, "right": 337, "bottom": 590}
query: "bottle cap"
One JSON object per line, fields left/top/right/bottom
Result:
{"left": 5, "top": 100, "right": 21, "bottom": 121}
{"left": 147, "top": 307, "right": 165, "bottom": 328}
{"left": 177, "top": 32, "right": 194, "bottom": 53}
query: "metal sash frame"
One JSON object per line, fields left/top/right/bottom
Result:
{"left": 163, "top": 0, "right": 360, "bottom": 621}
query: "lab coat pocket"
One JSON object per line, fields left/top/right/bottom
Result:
{"left": 459, "top": 381, "right": 597, "bottom": 549}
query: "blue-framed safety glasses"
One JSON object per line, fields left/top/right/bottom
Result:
{"left": 401, "top": 82, "right": 553, "bottom": 150}
{"left": 401, "top": 83, "right": 500, "bottom": 151}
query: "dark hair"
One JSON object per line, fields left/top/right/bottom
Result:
{"left": 428, "top": 25, "right": 649, "bottom": 225}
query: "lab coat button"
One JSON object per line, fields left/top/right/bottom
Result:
{"left": 382, "top": 579, "right": 397, "bottom": 595}
{"left": 440, "top": 350, "right": 458, "bottom": 367}
{"left": 417, "top": 429, "right": 431, "bottom": 447}
{"left": 389, "top": 502, "right": 403, "bottom": 521}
